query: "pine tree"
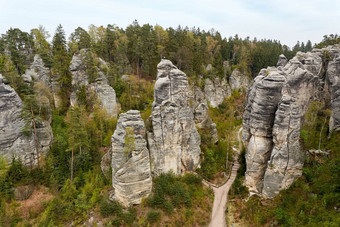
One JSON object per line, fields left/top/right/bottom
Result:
{"left": 65, "top": 106, "right": 89, "bottom": 182}
{"left": 52, "top": 25, "right": 72, "bottom": 112}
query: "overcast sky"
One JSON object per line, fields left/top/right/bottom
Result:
{"left": 1, "top": 0, "right": 339, "bottom": 48}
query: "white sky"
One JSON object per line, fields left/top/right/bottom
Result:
{"left": 0, "top": 0, "right": 339, "bottom": 48}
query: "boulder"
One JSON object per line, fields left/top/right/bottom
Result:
{"left": 148, "top": 59, "right": 201, "bottom": 175}
{"left": 111, "top": 110, "right": 152, "bottom": 207}
{"left": 14, "top": 185, "right": 34, "bottom": 201}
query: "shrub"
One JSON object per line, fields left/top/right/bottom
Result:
{"left": 146, "top": 210, "right": 161, "bottom": 224}
{"left": 123, "top": 207, "right": 137, "bottom": 225}
{"left": 100, "top": 199, "right": 123, "bottom": 218}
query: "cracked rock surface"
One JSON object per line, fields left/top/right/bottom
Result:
{"left": 70, "top": 49, "right": 118, "bottom": 117}
{"left": 243, "top": 45, "right": 340, "bottom": 198}
{"left": 111, "top": 110, "right": 152, "bottom": 207}
{"left": 0, "top": 74, "right": 52, "bottom": 166}
{"left": 148, "top": 59, "right": 201, "bottom": 175}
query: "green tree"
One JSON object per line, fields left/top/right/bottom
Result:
{"left": 2, "top": 28, "right": 33, "bottom": 74}
{"left": 31, "top": 25, "right": 53, "bottom": 67}
{"left": 52, "top": 24, "right": 72, "bottom": 112}
{"left": 65, "top": 106, "right": 89, "bottom": 182}
{"left": 71, "top": 27, "right": 91, "bottom": 49}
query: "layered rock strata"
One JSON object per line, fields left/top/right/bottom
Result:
{"left": 148, "top": 59, "right": 201, "bottom": 175}
{"left": 111, "top": 110, "right": 152, "bottom": 207}
{"left": 243, "top": 45, "right": 340, "bottom": 198}
{"left": 0, "top": 74, "right": 52, "bottom": 166}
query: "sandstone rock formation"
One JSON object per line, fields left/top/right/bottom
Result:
{"left": 111, "top": 110, "right": 152, "bottom": 207}
{"left": 100, "top": 148, "right": 112, "bottom": 179}
{"left": 326, "top": 52, "right": 340, "bottom": 132}
{"left": 204, "top": 77, "right": 231, "bottom": 108}
{"left": 229, "top": 68, "right": 252, "bottom": 91}
{"left": 277, "top": 54, "right": 288, "bottom": 67}
{"left": 22, "top": 55, "right": 51, "bottom": 86}
{"left": 191, "top": 86, "right": 218, "bottom": 143}
{"left": 70, "top": 49, "right": 118, "bottom": 117}
{"left": 148, "top": 59, "right": 201, "bottom": 175}
{"left": 0, "top": 74, "right": 53, "bottom": 166}
{"left": 243, "top": 45, "right": 340, "bottom": 198}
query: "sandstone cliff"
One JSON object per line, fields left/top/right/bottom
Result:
{"left": 229, "top": 68, "right": 252, "bottom": 91}
{"left": 110, "top": 110, "right": 152, "bottom": 207}
{"left": 243, "top": 45, "right": 340, "bottom": 198}
{"left": 22, "top": 55, "right": 51, "bottom": 86}
{"left": 204, "top": 77, "right": 231, "bottom": 108}
{"left": 70, "top": 49, "right": 118, "bottom": 118}
{"left": 0, "top": 74, "right": 53, "bottom": 166}
{"left": 147, "top": 59, "right": 201, "bottom": 175}
{"left": 191, "top": 86, "right": 218, "bottom": 143}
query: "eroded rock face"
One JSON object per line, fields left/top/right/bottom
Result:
{"left": 204, "top": 77, "right": 231, "bottom": 108}
{"left": 326, "top": 53, "right": 340, "bottom": 132}
{"left": 229, "top": 68, "right": 252, "bottom": 91}
{"left": 243, "top": 45, "right": 340, "bottom": 198}
{"left": 191, "top": 86, "right": 218, "bottom": 143}
{"left": 0, "top": 74, "right": 53, "bottom": 166}
{"left": 111, "top": 110, "right": 152, "bottom": 207}
{"left": 148, "top": 59, "right": 201, "bottom": 175}
{"left": 70, "top": 49, "right": 118, "bottom": 118}
{"left": 277, "top": 54, "right": 288, "bottom": 67}
{"left": 22, "top": 55, "right": 51, "bottom": 86}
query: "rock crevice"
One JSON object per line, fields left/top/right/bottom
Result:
{"left": 110, "top": 110, "right": 152, "bottom": 207}
{"left": 148, "top": 59, "right": 201, "bottom": 175}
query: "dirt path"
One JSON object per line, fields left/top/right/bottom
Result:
{"left": 208, "top": 127, "right": 242, "bottom": 227}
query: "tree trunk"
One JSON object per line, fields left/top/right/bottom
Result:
{"left": 31, "top": 106, "right": 40, "bottom": 169}
{"left": 318, "top": 117, "right": 327, "bottom": 150}
{"left": 71, "top": 148, "right": 74, "bottom": 183}
{"left": 226, "top": 133, "right": 229, "bottom": 174}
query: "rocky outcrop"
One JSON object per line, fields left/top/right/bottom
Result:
{"left": 229, "top": 68, "right": 252, "bottom": 91}
{"left": 191, "top": 86, "right": 218, "bottom": 143}
{"left": 110, "top": 110, "right": 152, "bottom": 207}
{"left": 204, "top": 77, "right": 231, "bottom": 108}
{"left": 148, "top": 59, "right": 201, "bottom": 175}
{"left": 100, "top": 148, "right": 112, "bottom": 179}
{"left": 70, "top": 49, "right": 118, "bottom": 117}
{"left": 326, "top": 53, "right": 340, "bottom": 132}
{"left": 22, "top": 55, "right": 51, "bottom": 86}
{"left": 0, "top": 74, "right": 53, "bottom": 166}
{"left": 277, "top": 54, "right": 288, "bottom": 67}
{"left": 14, "top": 185, "right": 34, "bottom": 201}
{"left": 243, "top": 45, "right": 340, "bottom": 198}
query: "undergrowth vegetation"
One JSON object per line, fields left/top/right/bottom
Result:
{"left": 198, "top": 90, "right": 246, "bottom": 180}
{"left": 142, "top": 173, "right": 213, "bottom": 226}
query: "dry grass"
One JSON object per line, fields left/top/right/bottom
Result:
{"left": 17, "top": 186, "right": 54, "bottom": 220}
